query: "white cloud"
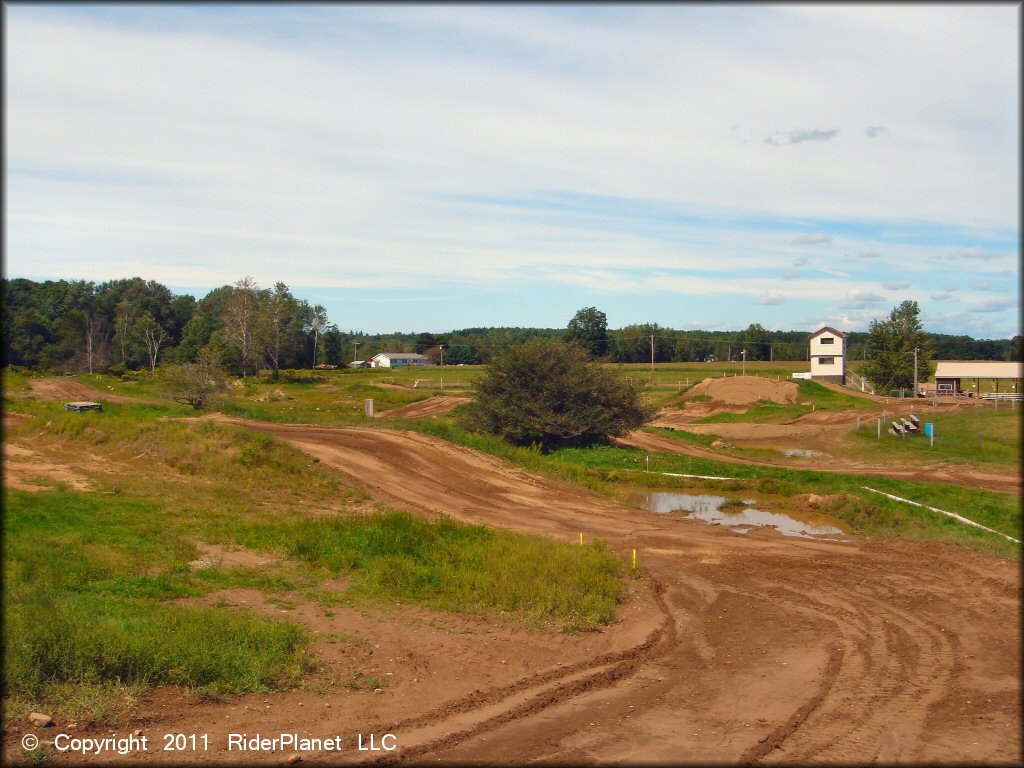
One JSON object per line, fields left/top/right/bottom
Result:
{"left": 791, "top": 235, "right": 833, "bottom": 245}
{"left": 958, "top": 247, "right": 997, "bottom": 260}
{"left": 841, "top": 290, "right": 887, "bottom": 309}
{"left": 856, "top": 251, "right": 880, "bottom": 258}
{"left": 930, "top": 291, "right": 958, "bottom": 302}
{"left": 865, "top": 126, "right": 889, "bottom": 138}
{"left": 882, "top": 280, "right": 910, "bottom": 289}
{"left": 782, "top": 269, "right": 803, "bottom": 280}
{"left": 757, "top": 291, "right": 786, "bottom": 305}
{"left": 968, "top": 297, "right": 1017, "bottom": 313}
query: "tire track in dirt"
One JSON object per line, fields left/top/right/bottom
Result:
{"left": 734, "top": 571, "right": 958, "bottom": 763}
{"left": 363, "top": 577, "right": 677, "bottom": 764}
{"left": 194, "top": 418, "right": 1019, "bottom": 763}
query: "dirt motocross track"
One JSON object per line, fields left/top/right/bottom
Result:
{"left": 141, "top": 417, "right": 1017, "bottom": 764}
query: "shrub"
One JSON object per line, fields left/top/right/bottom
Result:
{"left": 161, "top": 352, "right": 225, "bottom": 409}
{"left": 458, "top": 338, "right": 655, "bottom": 451}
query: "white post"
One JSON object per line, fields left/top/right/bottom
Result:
{"left": 365, "top": 398, "right": 374, "bottom": 418}
{"left": 877, "top": 416, "right": 881, "bottom": 438}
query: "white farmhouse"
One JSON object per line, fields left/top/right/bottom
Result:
{"left": 809, "top": 326, "right": 847, "bottom": 384}
{"left": 369, "top": 352, "right": 430, "bottom": 368}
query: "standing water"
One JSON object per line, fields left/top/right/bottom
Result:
{"left": 638, "top": 492, "right": 843, "bottom": 539}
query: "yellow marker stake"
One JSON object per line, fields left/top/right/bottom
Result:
{"left": 632, "top": 548, "right": 637, "bottom": 570}
{"left": 579, "top": 531, "right": 583, "bottom": 545}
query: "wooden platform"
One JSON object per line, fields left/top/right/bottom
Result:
{"left": 64, "top": 401, "right": 103, "bottom": 412}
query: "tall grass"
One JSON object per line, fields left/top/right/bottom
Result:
{"left": 5, "top": 593, "right": 311, "bottom": 698}
{"left": 236, "top": 510, "right": 623, "bottom": 631}
{"left": 3, "top": 490, "right": 314, "bottom": 718}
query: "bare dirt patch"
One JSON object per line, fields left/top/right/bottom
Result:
{"left": 683, "top": 422, "right": 830, "bottom": 439}
{"left": 187, "top": 542, "right": 282, "bottom": 572}
{"left": 3, "top": 443, "right": 95, "bottom": 492}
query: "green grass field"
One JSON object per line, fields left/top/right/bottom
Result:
{"left": 844, "top": 406, "right": 1020, "bottom": 468}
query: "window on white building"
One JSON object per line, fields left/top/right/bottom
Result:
{"left": 818, "top": 357, "right": 835, "bottom": 365}
{"left": 820, "top": 337, "right": 834, "bottom": 345}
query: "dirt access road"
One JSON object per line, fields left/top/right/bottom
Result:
{"left": 167, "top": 418, "right": 1017, "bottom": 764}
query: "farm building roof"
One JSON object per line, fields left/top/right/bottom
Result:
{"left": 934, "top": 361, "right": 1023, "bottom": 379}
{"left": 372, "top": 352, "right": 427, "bottom": 360}
{"left": 809, "top": 326, "right": 848, "bottom": 339}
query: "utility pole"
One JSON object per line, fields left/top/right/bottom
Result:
{"left": 352, "top": 340, "right": 361, "bottom": 366}
{"left": 741, "top": 349, "right": 747, "bottom": 376}
{"left": 913, "top": 347, "right": 920, "bottom": 399}
{"left": 650, "top": 335, "right": 655, "bottom": 373}
{"left": 439, "top": 344, "right": 444, "bottom": 367}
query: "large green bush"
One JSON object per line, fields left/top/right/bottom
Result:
{"left": 459, "top": 338, "right": 654, "bottom": 451}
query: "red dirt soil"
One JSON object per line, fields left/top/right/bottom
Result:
{"left": 14, "top": 417, "right": 1013, "bottom": 764}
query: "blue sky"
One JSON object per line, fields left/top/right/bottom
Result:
{"left": 4, "top": 4, "right": 1020, "bottom": 337}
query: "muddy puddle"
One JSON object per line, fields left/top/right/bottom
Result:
{"left": 637, "top": 491, "right": 844, "bottom": 539}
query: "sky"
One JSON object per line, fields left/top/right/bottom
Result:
{"left": 4, "top": 3, "right": 1020, "bottom": 337}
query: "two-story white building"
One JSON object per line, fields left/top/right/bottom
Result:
{"left": 809, "top": 327, "right": 847, "bottom": 384}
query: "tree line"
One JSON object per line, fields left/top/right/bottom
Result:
{"left": 2, "top": 277, "right": 1020, "bottom": 376}
{"left": 2, "top": 276, "right": 343, "bottom": 378}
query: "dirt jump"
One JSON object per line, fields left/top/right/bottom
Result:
{"left": 377, "top": 396, "right": 470, "bottom": 420}
{"left": 684, "top": 375, "right": 799, "bottom": 405}
{"left": 26, "top": 377, "right": 162, "bottom": 405}
{"left": 126, "top": 417, "right": 1019, "bottom": 764}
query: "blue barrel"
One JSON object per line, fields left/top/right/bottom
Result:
{"left": 924, "top": 423, "right": 934, "bottom": 437}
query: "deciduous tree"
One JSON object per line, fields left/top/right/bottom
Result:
{"left": 256, "top": 282, "right": 300, "bottom": 379}
{"left": 138, "top": 311, "right": 167, "bottom": 373}
{"left": 565, "top": 307, "right": 610, "bottom": 358}
{"left": 304, "top": 304, "right": 329, "bottom": 368}
{"left": 861, "top": 300, "right": 933, "bottom": 394}
{"left": 161, "top": 351, "right": 225, "bottom": 409}
{"left": 223, "top": 276, "right": 260, "bottom": 377}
